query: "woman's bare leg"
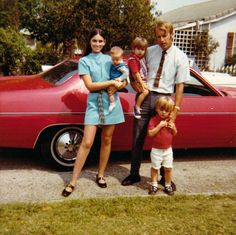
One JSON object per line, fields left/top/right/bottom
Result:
{"left": 69, "top": 125, "right": 97, "bottom": 187}
{"left": 97, "top": 125, "right": 116, "bottom": 181}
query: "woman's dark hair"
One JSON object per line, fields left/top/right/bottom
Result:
{"left": 83, "top": 28, "right": 106, "bottom": 56}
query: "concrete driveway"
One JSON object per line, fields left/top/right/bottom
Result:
{"left": 0, "top": 148, "right": 235, "bottom": 204}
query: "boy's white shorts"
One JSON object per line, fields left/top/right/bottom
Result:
{"left": 150, "top": 147, "right": 173, "bottom": 170}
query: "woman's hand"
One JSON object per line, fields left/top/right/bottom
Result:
{"left": 112, "top": 80, "right": 123, "bottom": 89}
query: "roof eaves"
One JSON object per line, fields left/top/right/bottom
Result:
{"left": 174, "top": 11, "right": 236, "bottom": 30}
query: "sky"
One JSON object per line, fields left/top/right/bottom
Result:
{"left": 154, "top": 0, "right": 210, "bottom": 13}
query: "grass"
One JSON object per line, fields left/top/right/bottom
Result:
{"left": 0, "top": 194, "right": 236, "bottom": 235}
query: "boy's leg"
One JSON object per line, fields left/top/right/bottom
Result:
{"left": 163, "top": 167, "right": 174, "bottom": 195}
{"left": 149, "top": 148, "right": 162, "bottom": 195}
{"left": 162, "top": 148, "right": 174, "bottom": 195}
{"left": 164, "top": 167, "right": 172, "bottom": 186}
{"left": 108, "top": 93, "right": 115, "bottom": 112}
{"left": 136, "top": 89, "right": 149, "bottom": 110}
{"left": 149, "top": 167, "right": 159, "bottom": 195}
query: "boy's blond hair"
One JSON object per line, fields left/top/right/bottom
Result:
{"left": 156, "top": 96, "right": 174, "bottom": 113}
{"left": 131, "top": 37, "right": 148, "bottom": 50}
{"left": 110, "top": 46, "right": 124, "bottom": 58}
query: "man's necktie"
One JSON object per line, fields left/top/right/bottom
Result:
{"left": 153, "top": 50, "right": 166, "bottom": 87}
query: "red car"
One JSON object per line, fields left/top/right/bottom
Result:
{"left": 0, "top": 59, "right": 235, "bottom": 170}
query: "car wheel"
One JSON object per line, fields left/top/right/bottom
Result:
{"left": 40, "top": 126, "right": 88, "bottom": 170}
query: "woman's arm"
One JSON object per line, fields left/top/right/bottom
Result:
{"left": 81, "top": 74, "right": 122, "bottom": 92}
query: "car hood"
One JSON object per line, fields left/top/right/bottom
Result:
{"left": 218, "top": 86, "right": 236, "bottom": 97}
{"left": 0, "top": 75, "right": 53, "bottom": 91}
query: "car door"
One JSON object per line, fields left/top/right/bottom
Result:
{"left": 173, "top": 72, "right": 236, "bottom": 148}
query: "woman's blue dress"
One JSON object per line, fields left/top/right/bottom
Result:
{"left": 79, "top": 52, "right": 125, "bottom": 125}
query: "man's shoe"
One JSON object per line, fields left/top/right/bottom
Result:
{"left": 121, "top": 175, "right": 141, "bottom": 186}
{"left": 148, "top": 185, "right": 159, "bottom": 195}
{"left": 164, "top": 185, "right": 174, "bottom": 196}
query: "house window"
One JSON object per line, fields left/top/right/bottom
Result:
{"left": 226, "top": 32, "right": 236, "bottom": 59}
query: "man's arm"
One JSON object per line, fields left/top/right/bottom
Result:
{"left": 171, "top": 83, "right": 184, "bottom": 121}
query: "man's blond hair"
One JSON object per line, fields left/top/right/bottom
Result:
{"left": 155, "top": 20, "right": 174, "bottom": 35}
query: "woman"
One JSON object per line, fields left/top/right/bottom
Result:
{"left": 62, "top": 29, "right": 126, "bottom": 197}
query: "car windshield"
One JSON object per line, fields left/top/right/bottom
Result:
{"left": 184, "top": 72, "right": 217, "bottom": 96}
{"left": 41, "top": 60, "right": 78, "bottom": 85}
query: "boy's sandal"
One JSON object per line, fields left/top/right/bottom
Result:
{"left": 62, "top": 183, "right": 75, "bottom": 197}
{"left": 96, "top": 175, "right": 107, "bottom": 188}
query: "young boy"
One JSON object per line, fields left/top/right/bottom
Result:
{"left": 128, "top": 37, "right": 149, "bottom": 119}
{"left": 108, "top": 46, "right": 129, "bottom": 112}
{"left": 148, "top": 96, "right": 177, "bottom": 195}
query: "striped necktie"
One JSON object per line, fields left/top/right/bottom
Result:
{"left": 154, "top": 50, "right": 166, "bottom": 87}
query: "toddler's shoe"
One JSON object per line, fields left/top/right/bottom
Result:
{"left": 164, "top": 185, "right": 174, "bottom": 196}
{"left": 148, "top": 185, "right": 159, "bottom": 195}
{"left": 134, "top": 106, "right": 141, "bottom": 119}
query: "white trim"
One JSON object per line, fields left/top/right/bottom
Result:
{"left": 175, "top": 11, "right": 236, "bottom": 30}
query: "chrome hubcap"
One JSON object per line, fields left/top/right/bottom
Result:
{"left": 55, "top": 130, "right": 82, "bottom": 161}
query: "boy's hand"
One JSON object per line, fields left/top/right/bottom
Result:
{"left": 159, "top": 120, "right": 168, "bottom": 128}
{"left": 167, "top": 121, "right": 174, "bottom": 128}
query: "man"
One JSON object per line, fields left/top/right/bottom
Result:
{"left": 122, "top": 20, "right": 190, "bottom": 192}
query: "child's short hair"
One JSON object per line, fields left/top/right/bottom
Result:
{"left": 156, "top": 96, "right": 174, "bottom": 112}
{"left": 131, "top": 37, "right": 148, "bottom": 51}
{"left": 110, "top": 46, "right": 124, "bottom": 57}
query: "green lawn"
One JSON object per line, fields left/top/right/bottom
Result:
{"left": 0, "top": 194, "right": 236, "bottom": 235}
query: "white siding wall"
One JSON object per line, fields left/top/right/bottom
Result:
{"left": 209, "top": 14, "right": 236, "bottom": 70}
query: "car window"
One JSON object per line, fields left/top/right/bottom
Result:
{"left": 122, "top": 73, "right": 216, "bottom": 97}
{"left": 42, "top": 61, "right": 78, "bottom": 85}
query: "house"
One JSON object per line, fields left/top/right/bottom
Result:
{"left": 20, "top": 28, "right": 37, "bottom": 50}
{"left": 159, "top": 0, "right": 236, "bottom": 71}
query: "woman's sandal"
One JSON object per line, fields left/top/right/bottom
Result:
{"left": 62, "top": 183, "right": 75, "bottom": 197}
{"left": 96, "top": 175, "right": 107, "bottom": 188}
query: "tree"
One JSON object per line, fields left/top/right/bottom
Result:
{"left": 0, "top": 28, "right": 31, "bottom": 75}
{"left": 19, "top": 0, "right": 156, "bottom": 54}
{"left": 96, "top": 0, "right": 156, "bottom": 50}
{"left": 0, "top": 0, "right": 20, "bottom": 30}
{"left": 193, "top": 30, "right": 219, "bottom": 70}
{"left": 0, "top": 0, "right": 157, "bottom": 74}
{"left": 19, "top": 0, "right": 79, "bottom": 56}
